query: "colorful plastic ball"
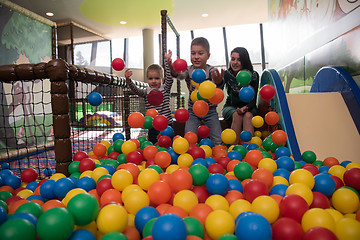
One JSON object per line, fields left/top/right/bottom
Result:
{"left": 235, "top": 212, "right": 272, "bottom": 240}
{"left": 97, "top": 203, "right": 128, "bottom": 234}
{"left": 128, "top": 112, "right": 145, "bottom": 128}
{"left": 173, "top": 58, "right": 188, "bottom": 73}
{"left": 173, "top": 190, "right": 198, "bottom": 213}
{"left": 54, "top": 177, "right": 76, "bottom": 199}
{"left": 197, "top": 125, "right": 210, "bottom": 138}
{"left": 172, "top": 137, "right": 189, "bottom": 155}
{"left": 313, "top": 173, "right": 336, "bottom": 197}
{"left": 147, "top": 180, "right": 172, "bottom": 205}
{"left": 271, "top": 130, "right": 287, "bottom": 145}
{"left": 199, "top": 138, "right": 213, "bottom": 148}
{"left": 113, "top": 132, "right": 125, "bottom": 142}
{"left": 205, "top": 210, "right": 235, "bottom": 239}
{"left": 220, "top": 128, "right": 236, "bottom": 145}
{"left": 148, "top": 90, "right": 164, "bottom": 106}
{"left": 239, "top": 130, "right": 251, "bottom": 142}
{"left": 209, "top": 88, "right": 224, "bottom": 105}
{"left": 88, "top": 92, "right": 102, "bottom": 107}
{"left": 275, "top": 146, "right": 291, "bottom": 158}
{"left": 152, "top": 115, "right": 168, "bottom": 131}
{"left": 151, "top": 214, "right": 186, "bottom": 240}
{"left": 252, "top": 168, "right": 273, "bottom": 189}
{"left": 251, "top": 115, "right": 264, "bottom": 128}
{"left": 4, "top": 174, "right": 21, "bottom": 190}
{"left": 264, "top": 111, "right": 279, "bottom": 125}
{"left": 160, "top": 126, "right": 174, "bottom": 138}
{"left": 258, "top": 158, "right": 277, "bottom": 173}
{"left": 154, "top": 151, "right": 172, "bottom": 168}
{"left": 126, "top": 150, "right": 144, "bottom": 165}
{"left": 310, "top": 191, "right": 330, "bottom": 209}
{"left": 198, "top": 80, "right": 216, "bottom": 99}
{"left": 243, "top": 179, "right": 269, "bottom": 202}
{"left": 252, "top": 195, "right": 279, "bottom": 223}
{"left": 233, "top": 162, "right": 253, "bottom": 181}
{"left": 21, "top": 168, "right": 38, "bottom": 183}
{"left": 286, "top": 183, "right": 313, "bottom": 206}
{"left": 303, "top": 227, "right": 337, "bottom": 240}
{"left": 40, "top": 179, "right": 56, "bottom": 199}
{"left": 206, "top": 173, "right": 229, "bottom": 196}
{"left": 76, "top": 176, "right": 96, "bottom": 191}
{"left": 343, "top": 167, "right": 360, "bottom": 190}
{"left": 277, "top": 156, "right": 295, "bottom": 171}
{"left": 259, "top": 84, "right": 275, "bottom": 101}
{"left": 169, "top": 169, "right": 193, "bottom": 193}
{"left": 302, "top": 150, "right": 316, "bottom": 163}
{"left": 68, "top": 229, "right": 96, "bottom": 240}
{"left": 137, "top": 168, "right": 160, "bottom": 191}
{"left": 121, "top": 140, "right": 137, "bottom": 155}
{"left": 188, "top": 164, "right": 208, "bottom": 186}
{"left": 193, "top": 100, "right": 209, "bottom": 117}
{"left": 183, "top": 216, "right": 204, "bottom": 238}
{"left": 78, "top": 158, "right": 95, "bottom": 173}
{"left": 272, "top": 217, "right": 303, "bottom": 240}
{"left": 192, "top": 69, "right": 206, "bottom": 83}
{"left": 238, "top": 86, "right": 255, "bottom": 103}
{"left": 111, "top": 169, "right": 133, "bottom": 191}
{"left": 226, "top": 151, "right": 242, "bottom": 161}
{"left": 301, "top": 208, "right": 336, "bottom": 233}
{"left": 279, "top": 194, "right": 309, "bottom": 222}
{"left": 335, "top": 218, "right": 360, "bottom": 240}
{"left": 289, "top": 169, "right": 315, "bottom": 189}
{"left": 270, "top": 184, "right": 288, "bottom": 196}
{"left": 323, "top": 156, "right": 340, "bottom": 167}
{"left": 112, "top": 58, "right": 125, "bottom": 71}
{"left": 236, "top": 70, "right": 252, "bottom": 86}
{"left": 331, "top": 187, "right": 360, "bottom": 214}
{"left": 134, "top": 206, "right": 160, "bottom": 233}
{"left": 0, "top": 218, "right": 36, "bottom": 240}
{"left": 142, "top": 116, "right": 153, "bottom": 129}
{"left": 67, "top": 193, "right": 99, "bottom": 226}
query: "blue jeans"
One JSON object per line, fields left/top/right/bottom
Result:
{"left": 185, "top": 106, "right": 222, "bottom": 145}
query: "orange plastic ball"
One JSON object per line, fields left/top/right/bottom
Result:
{"left": 227, "top": 160, "right": 241, "bottom": 172}
{"left": 117, "top": 163, "right": 140, "bottom": 179}
{"left": 164, "top": 205, "right": 188, "bottom": 218}
{"left": 156, "top": 203, "right": 172, "bottom": 215}
{"left": 130, "top": 139, "right": 140, "bottom": 148}
{"left": 143, "top": 145, "right": 159, "bottom": 160}
{"left": 93, "top": 143, "right": 107, "bottom": 157}
{"left": 193, "top": 100, "right": 209, "bottom": 117}
{"left": 42, "top": 199, "right": 66, "bottom": 212}
{"left": 128, "top": 112, "right": 145, "bottom": 128}
{"left": 323, "top": 157, "right": 340, "bottom": 167}
{"left": 271, "top": 130, "right": 287, "bottom": 145}
{"left": 184, "top": 132, "right": 198, "bottom": 144}
{"left": 244, "top": 150, "right": 263, "bottom": 167}
{"left": 147, "top": 180, "right": 172, "bottom": 206}
{"left": 100, "top": 189, "right": 123, "bottom": 207}
{"left": 189, "top": 203, "right": 213, "bottom": 227}
{"left": 225, "top": 190, "right": 244, "bottom": 205}
{"left": 154, "top": 151, "right": 172, "bottom": 169}
{"left": 169, "top": 169, "right": 193, "bottom": 192}
{"left": 146, "top": 108, "right": 159, "bottom": 118}
{"left": 252, "top": 168, "right": 274, "bottom": 188}
{"left": 208, "top": 88, "right": 224, "bottom": 105}
{"left": 265, "top": 111, "right": 279, "bottom": 126}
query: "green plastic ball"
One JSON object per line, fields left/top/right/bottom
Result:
{"left": 66, "top": 193, "right": 99, "bottom": 226}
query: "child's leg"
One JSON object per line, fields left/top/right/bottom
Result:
{"left": 185, "top": 107, "right": 202, "bottom": 135}
{"left": 203, "top": 107, "right": 222, "bottom": 146}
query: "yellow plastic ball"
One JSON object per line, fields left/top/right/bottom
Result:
{"left": 331, "top": 188, "right": 360, "bottom": 214}
{"left": 271, "top": 176, "right": 289, "bottom": 189}
{"left": 50, "top": 173, "right": 66, "bottom": 181}
{"left": 121, "top": 184, "right": 142, "bottom": 202}
{"left": 286, "top": 183, "right": 313, "bottom": 206}
{"left": 200, "top": 145, "right": 212, "bottom": 158}
{"left": 127, "top": 213, "right": 135, "bottom": 227}
{"left": 335, "top": 218, "right": 360, "bottom": 240}
{"left": 289, "top": 169, "right": 315, "bottom": 189}
{"left": 17, "top": 189, "right": 33, "bottom": 199}
{"left": 301, "top": 208, "right": 336, "bottom": 233}
{"left": 177, "top": 153, "right": 194, "bottom": 168}
{"left": 137, "top": 168, "right": 160, "bottom": 191}
{"left": 190, "top": 90, "right": 199, "bottom": 102}
{"left": 259, "top": 158, "right": 278, "bottom": 173}
{"left": 62, "top": 188, "right": 87, "bottom": 206}
{"left": 251, "top": 116, "right": 264, "bottom": 128}
{"left": 250, "top": 136, "right": 262, "bottom": 147}
{"left": 123, "top": 190, "right": 150, "bottom": 215}
{"left": 229, "top": 199, "right": 252, "bottom": 219}
{"left": 96, "top": 203, "right": 128, "bottom": 234}
{"left": 173, "top": 190, "right": 199, "bottom": 213}
{"left": 191, "top": 80, "right": 200, "bottom": 90}
{"left": 166, "top": 164, "right": 180, "bottom": 174}
{"left": 100, "top": 140, "right": 111, "bottom": 149}
{"left": 198, "top": 80, "right": 216, "bottom": 99}
{"left": 205, "top": 210, "right": 235, "bottom": 240}
{"left": 345, "top": 162, "right": 360, "bottom": 170}
{"left": 111, "top": 169, "right": 133, "bottom": 191}
{"left": 325, "top": 208, "right": 344, "bottom": 223}
{"left": 91, "top": 167, "right": 109, "bottom": 182}
{"left": 221, "top": 129, "right": 236, "bottom": 145}
{"left": 228, "top": 145, "right": 235, "bottom": 151}
{"left": 205, "top": 194, "right": 229, "bottom": 211}
{"left": 172, "top": 137, "right": 189, "bottom": 154}
{"left": 328, "top": 165, "right": 346, "bottom": 181}
{"left": 121, "top": 140, "right": 137, "bottom": 155}
{"left": 80, "top": 170, "right": 93, "bottom": 179}
{"left": 252, "top": 195, "right": 280, "bottom": 224}
{"left": 254, "top": 131, "right": 262, "bottom": 138}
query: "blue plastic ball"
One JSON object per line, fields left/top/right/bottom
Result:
{"left": 44, "top": 168, "right": 53, "bottom": 177}
{"left": 39, "top": 179, "right": 56, "bottom": 199}
{"left": 9, "top": 212, "right": 37, "bottom": 227}
{"left": 227, "top": 151, "right": 242, "bottom": 161}
{"left": 1, "top": 162, "right": 9, "bottom": 170}
{"left": 160, "top": 126, "right": 174, "bottom": 138}
{"left": 313, "top": 173, "right": 336, "bottom": 197}
{"left": 88, "top": 92, "right": 103, "bottom": 107}
{"left": 152, "top": 213, "right": 187, "bottom": 240}
{"left": 340, "top": 160, "right": 351, "bottom": 168}
{"left": 192, "top": 158, "right": 208, "bottom": 167}
{"left": 134, "top": 206, "right": 160, "bottom": 233}
{"left": 240, "top": 130, "right": 252, "bottom": 142}
{"left": 228, "top": 179, "right": 243, "bottom": 193}
{"left": 76, "top": 176, "right": 96, "bottom": 192}
{"left": 26, "top": 181, "right": 39, "bottom": 192}
{"left": 235, "top": 212, "right": 272, "bottom": 240}
{"left": 238, "top": 86, "right": 255, "bottom": 103}
{"left": 275, "top": 146, "right": 291, "bottom": 158}
{"left": 199, "top": 138, "right": 213, "bottom": 148}
{"left": 318, "top": 166, "right": 330, "bottom": 173}
{"left": 276, "top": 156, "right": 295, "bottom": 171}
{"left": 113, "top": 133, "right": 125, "bottom": 141}
{"left": 246, "top": 143, "right": 259, "bottom": 150}
{"left": 54, "top": 178, "right": 76, "bottom": 199}
{"left": 192, "top": 69, "right": 206, "bottom": 83}
{"left": 206, "top": 173, "right": 229, "bottom": 196}
{"left": 27, "top": 195, "right": 45, "bottom": 202}
{"left": 205, "top": 157, "right": 216, "bottom": 166}
{"left": 168, "top": 148, "right": 179, "bottom": 164}
{"left": 69, "top": 229, "right": 96, "bottom": 240}
{"left": 0, "top": 206, "right": 7, "bottom": 225}
{"left": 4, "top": 174, "right": 21, "bottom": 189}
{"left": 273, "top": 168, "right": 291, "bottom": 181}
{"left": 269, "top": 184, "right": 288, "bottom": 196}
{"left": 102, "top": 165, "right": 115, "bottom": 175}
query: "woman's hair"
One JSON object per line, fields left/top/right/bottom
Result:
{"left": 230, "top": 47, "right": 253, "bottom": 72}
{"left": 146, "top": 64, "right": 164, "bottom": 78}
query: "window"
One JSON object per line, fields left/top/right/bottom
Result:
{"left": 127, "top": 36, "right": 143, "bottom": 68}
{"left": 111, "top": 38, "right": 125, "bottom": 63}
{"left": 95, "top": 41, "right": 111, "bottom": 67}
{"left": 74, "top": 43, "right": 92, "bottom": 67}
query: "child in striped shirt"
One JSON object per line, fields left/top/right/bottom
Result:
{"left": 125, "top": 50, "right": 174, "bottom": 144}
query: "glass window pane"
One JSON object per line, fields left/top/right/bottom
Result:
{"left": 153, "top": 34, "right": 160, "bottom": 64}
{"left": 112, "top": 38, "right": 125, "bottom": 61}
{"left": 128, "top": 36, "right": 143, "bottom": 68}
{"left": 74, "top": 43, "right": 92, "bottom": 67}
{"left": 179, "top": 31, "right": 192, "bottom": 61}
{"left": 193, "top": 27, "right": 226, "bottom": 67}
{"left": 95, "top": 41, "right": 110, "bottom": 67}
{"left": 226, "top": 24, "right": 261, "bottom": 64}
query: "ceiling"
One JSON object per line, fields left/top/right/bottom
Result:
{"left": 8, "top": 0, "right": 268, "bottom": 39}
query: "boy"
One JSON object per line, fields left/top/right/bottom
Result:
{"left": 169, "top": 37, "right": 224, "bottom": 145}
{"left": 125, "top": 50, "right": 173, "bottom": 144}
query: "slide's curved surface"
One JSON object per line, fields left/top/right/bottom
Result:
{"left": 259, "top": 67, "right": 360, "bottom": 163}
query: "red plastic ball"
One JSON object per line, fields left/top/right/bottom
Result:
{"left": 148, "top": 90, "right": 164, "bottom": 107}
{"left": 310, "top": 191, "right": 330, "bottom": 209}
{"left": 96, "top": 178, "right": 114, "bottom": 196}
{"left": 301, "top": 164, "right": 320, "bottom": 176}
{"left": 272, "top": 217, "right": 304, "bottom": 240}
{"left": 157, "top": 135, "right": 172, "bottom": 149}
{"left": 216, "top": 156, "right": 231, "bottom": 170}
{"left": 343, "top": 167, "right": 360, "bottom": 190}
{"left": 174, "top": 108, "right": 189, "bottom": 123}
{"left": 191, "top": 186, "right": 210, "bottom": 203}
{"left": 259, "top": 84, "right": 275, "bottom": 101}
{"left": 78, "top": 158, "right": 96, "bottom": 173}
{"left": 21, "top": 168, "right": 38, "bottom": 183}
{"left": 330, "top": 175, "right": 344, "bottom": 190}
{"left": 108, "top": 152, "right": 120, "bottom": 160}
{"left": 73, "top": 151, "right": 89, "bottom": 161}
{"left": 242, "top": 179, "right": 269, "bottom": 202}
{"left": 197, "top": 125, "right": 210, "bottom": 138}
{"left": 152, "top": 115, "right": 168, "bottom": 131}
{"left": 303, "top": 227, "right": 337, "bottom": 240}
{"left": 279, "top": 194, "right": 309, "bottom": 222}
{"left": 126, "top": 151, "right": 144, "bottom": 165}
{"left": 188, "top": 146, "right": 205, "bottom": 159}
{"left": 207, "top": 163, "right": 225, "bottom": 175}
{"left": 112, "top": 58, "right": 125, "bottom": 71}
{"left": 173, "top": 58, "right": 188, "bottom": 73}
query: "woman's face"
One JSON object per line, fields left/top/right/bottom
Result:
{"left": 230, "top": 52, "right": 242, "bottom": 73}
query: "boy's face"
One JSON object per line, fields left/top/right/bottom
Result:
{"left": 190, "top": 45, "right": 210, "bottom": 69}
{"left": 147, "top": 70, "right": 162, "bottom": 89}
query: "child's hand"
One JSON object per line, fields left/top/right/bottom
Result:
{"left": 236, "top": 106, "right": 248, "bottom": 115}
{"left": 125, "top": 69, "right": 133, "bottom": 83}
{"left": 212, "top": 68, "right": 225, "bottom": 85}
{"left": 164, "top": 50, "right": 172, "bottom": 63}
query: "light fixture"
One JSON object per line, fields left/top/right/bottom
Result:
{"left": 120, "top": 21, "right": 127, "bottom": 24}
{"left": 201, "top": 13, "right": 208, "bottom": 17}
{"left": 46, "top": 12, "right": 54, "bottom": 17}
